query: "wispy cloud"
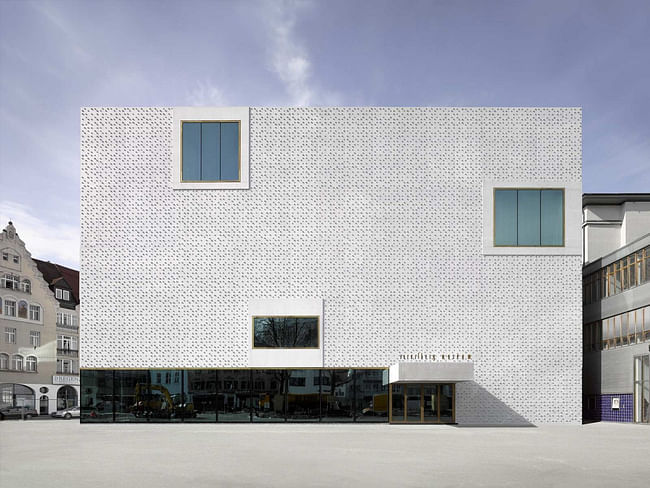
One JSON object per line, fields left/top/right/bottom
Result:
{"left": 185, "top": 80, "right": 226, "bottom": 106}
{"left": 262, "top": 0, "right": 340, "bottom": 106}
{"left": 0, "top": 201, "right": 79, "bottom": 269}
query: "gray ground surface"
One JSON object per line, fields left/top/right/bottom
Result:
{"left": 1, "top": 421, "right": 649, "bottom": 487}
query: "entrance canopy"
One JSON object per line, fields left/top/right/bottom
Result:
{"left": 389, "top": 362, "right": 474, "bottom": 384}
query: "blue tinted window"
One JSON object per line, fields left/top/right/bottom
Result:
{"left": 181, "top": 121, "right": 240, "bottom": 182}
{"left": 220, "top": 122, "right": 239, "bottom": 181}
{"left": 517, "top": 190, "right": 541, "bottom": 246}
{"left": 494, "top": 188, "right": 564, "bottom": 246}
{"left": 201, "top": 123, "right": 220, "bottom": 181}
{"left": 541, "top": 190, "right": 564, "bottom": 245}
{"left": 182, "top": 123, "right": 201, "bottom": 181}
{"left": 494, "top": 190, "right": 517, "bottom": 246}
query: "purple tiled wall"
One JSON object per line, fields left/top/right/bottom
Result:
{"left": 584, "top": 394, "right": 633, "bottom": 422}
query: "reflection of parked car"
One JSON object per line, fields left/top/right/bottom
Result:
{"left": 52, "top": 406, "right": 80, "bottom": 419}
{"left": 0, "top": 406, "right": 39, "bottom": 420}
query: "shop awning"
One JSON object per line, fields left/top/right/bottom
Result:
{"left": 389, "top": 362, "right": 474, "bottom": 383}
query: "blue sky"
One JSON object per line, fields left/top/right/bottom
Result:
{"left": 1, "top": 0, "right": 648, "bottom": 268}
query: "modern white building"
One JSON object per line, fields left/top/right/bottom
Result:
{"left": 80, "top": 107, "right": 582, "bottom": 424}
{"left": 582, "top": 194, "right": 650, "bottom": 423}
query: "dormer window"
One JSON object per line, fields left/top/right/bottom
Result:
{"left": 55, "top": 288, "right": 70, "bottom": 300}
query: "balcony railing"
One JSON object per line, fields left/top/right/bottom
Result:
{"left": 56, "top": 322, "right": 79, "bottom": 331}
{"left": 57, "top": 348, "right": 79, "bottom": 358}
{"left": 55, "top": 369, "right": 79, "bottom": 375}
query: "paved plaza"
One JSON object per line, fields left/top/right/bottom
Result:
{"left": 1, "top": 421, "right": 649, "bottom": 487}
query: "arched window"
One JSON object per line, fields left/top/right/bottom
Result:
{"left": 11, "top": 354, "right": 23, "bottom": 371}
{"left": 17, "top": 300, "right": 28, "bottom": 319}
{"left": 0, "top": 353, "right": 8, "bottom": 369}
{"left": 21, "top": 280, "right": 31, "bottom": 294}
{"left": 57, "top": 385, "right": 78, "bottom": 409}
{"left": 26, "top": 356, "right": 37, "bottom": 372}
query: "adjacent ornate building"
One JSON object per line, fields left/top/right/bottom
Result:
{"left": 0, "top": 221, "right": 80, "bottom": 415}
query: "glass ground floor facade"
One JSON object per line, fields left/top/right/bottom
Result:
{"left": 81, "top": 369, "right": 458, "bottom": 424}
{"left": 81, "top": 369, "right": 390, "bottom": 423}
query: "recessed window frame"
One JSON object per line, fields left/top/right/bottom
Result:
{"left": 493, "top": 187, "right": 566, "bottom": 248}
{"left": 172, "top": 107, "right": 250, "bottom": 190}
{"left": 252, "top": 315, "right": 320, "bottom": 349}
{"left": 180, "top": 120, "right": 241, "bottom": 183}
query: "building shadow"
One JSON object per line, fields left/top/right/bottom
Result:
{"left": 453, "top": 382, "right": 536, "bottom": 427}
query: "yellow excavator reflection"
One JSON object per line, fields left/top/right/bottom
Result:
{"left": 132, "top": 383, "right": 196, "bottom": 419}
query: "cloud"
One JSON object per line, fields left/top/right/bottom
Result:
{"left": 0, "top": 201, "right": 79, "bottom": 269}
{"left": 262, "top": 0, "right": 341, "bottom": 106}
{"left": 185, "top": 80, "right": 226, "bottom": 106}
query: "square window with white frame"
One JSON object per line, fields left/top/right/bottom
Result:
{"left": 172, "top": 107, "right": 250, "bottom": 190}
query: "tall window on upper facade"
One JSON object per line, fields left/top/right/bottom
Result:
{"left": 4, "top": 300, "right": 16, "bottom": 317}
{"left": 29, "top": 304, "right": 40, "bottom": 321}
{"left": 26, "top": 356, "right": 37, "bottom": 372}
{"left": 182, "top": 121, "right": 240, "bottom": 182}
{"left": 494, "top": 189, "right": 564, "bottom": 246}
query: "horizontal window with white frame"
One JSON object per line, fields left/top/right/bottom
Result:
{"left": 494, "top": 188, "right": 564, "bottom": 247}
{"left": 57, "top": 335, "right": 78, "bottom": 351}
{"left": 57, "top": 312, "right": 78, "bottom": 327}
{"left": 57, "top": 358, "right": 78, "bottom": 374}
{"left": 252, "top": 316, "right": 319, "bottom": 348}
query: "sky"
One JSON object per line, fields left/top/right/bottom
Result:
{"left": 0, "top": 0, "right": 649, "bottom": 269}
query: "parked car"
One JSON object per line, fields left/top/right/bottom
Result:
{"left": 51, "top": 406, "right": 80, "bottom": 419}
{"left": 0, "top": 406, "right": 39, "bottom": 420}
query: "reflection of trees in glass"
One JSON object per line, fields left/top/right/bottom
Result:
{"left": 253, "top": 317, "right": 318, "bottom": 347}
{"left": 321, "top": 370, "right": 354, "bottom": 419}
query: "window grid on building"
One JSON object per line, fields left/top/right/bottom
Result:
{"left": 584, "top": 246, "right": 650, "bottom": 305}
{"left": 584, "top": 306, "right": 650, "bottom": 352}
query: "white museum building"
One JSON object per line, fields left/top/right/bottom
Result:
{"left": 79, "top": 107, "right": 582, "bottom": 424}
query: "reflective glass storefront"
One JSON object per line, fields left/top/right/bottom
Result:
{"left": 390, "top": 383, "right": 455, "bottom": 423}
{"left": 80, "top": 369, "right": 388, "bottom": 423}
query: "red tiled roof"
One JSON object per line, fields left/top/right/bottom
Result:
{"left": 32, "top": 258, "right": 80, "bottom": 304}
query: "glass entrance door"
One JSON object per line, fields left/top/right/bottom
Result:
{"left": 390, "top": 383, "right": 455, "bottom": 423}
{"left": 634, "top": 355, "right": 650, "bottom": 423}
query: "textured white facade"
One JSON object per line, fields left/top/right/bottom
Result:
{"left": 80, "top": 107, "right": 582, "bottom": 424}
